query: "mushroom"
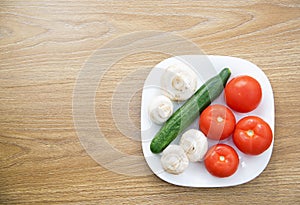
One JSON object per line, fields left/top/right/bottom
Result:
{"left": 179, "top": 129, "right": 208, "bottom": 162}
{"left": 161, "top": 64, "right": 197, "bottom": 101}
{"left": 161, "top": 145, "right": 189, "bottom": 174}
{"left": 148, "top": 95, "right": 173, "bottom": 125}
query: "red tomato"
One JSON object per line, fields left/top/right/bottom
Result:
{"left": 233, "top": 116, "right": 273, "bottom": 155}
{"left": 225, "top": 75, "right": 262, "bottom": 113}
{"left": 204, "top": 144, "right": 239, "bottom": 178}
{"left": 199, "top": 104, "right": 236, "bottom": 141}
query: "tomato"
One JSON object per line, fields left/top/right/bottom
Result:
{"left": 233, "top": 116, "right": 273, "bottom": 155}
{"left": 199, "top": 104, "right": 236, "bottom": 141}
{"left": 204, "top": 144, "right": 239, "bottom": 178}
{"left": 225, "top": 75, "right": 262, "bottom": 113}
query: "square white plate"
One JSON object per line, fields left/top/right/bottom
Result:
{"left": 141, "top": 55, "right": 274, "bottom": 187}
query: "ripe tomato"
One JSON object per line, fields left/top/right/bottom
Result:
{"left": 199, "top": 104, "right": 236, "bottom": 141}
{"left": 225, "top": 75, "right": 262, "bottom": 113}
{"left": 233, "top": 116, "right": 273, "bottom": 155}
{"left": 204, "top": 144, "right": 239, "bottom": 178}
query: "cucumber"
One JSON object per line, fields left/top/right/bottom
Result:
{"left": 150, "top": 68, "right": 231, "bottom": 153}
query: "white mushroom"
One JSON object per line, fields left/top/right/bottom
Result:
{"left": 179, "top": 129, "right": 208, "bottom": 162}
{"left": 161, "top": 145, "right": 189, "bottom": 174}
{"left": 161, "top": 64, "right": 197, "bottom": 101}
{"left": 148, "top": 95, "right": 173, "bottom": 125}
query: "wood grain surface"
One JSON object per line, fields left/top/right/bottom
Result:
{"left": 1, "top": 0, "right": 299, "bottom": 204}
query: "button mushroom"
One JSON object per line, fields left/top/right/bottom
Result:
{"left": 161, "top": 145, "right": 189, "bottom": 174}
{"left": 148, "top": 95, "right": 173, "bottom": 125}
{"left": 180, "top": 129, "right": 208, "bottom": 162}
{"left": 161, "top": 64, "right": 197, "bottom": 101}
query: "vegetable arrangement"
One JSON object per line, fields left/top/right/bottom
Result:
{"left": 150, "top": 68, "right": 231, "bottom": 153}
{"left": 149, "top": 64, "right": 273, "bottom": 178}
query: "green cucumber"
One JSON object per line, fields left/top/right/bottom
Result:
{"left": 150, "top": 68, "right": 231, "bottom": 153}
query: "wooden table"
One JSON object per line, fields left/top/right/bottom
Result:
{"left": 1, "top": 0, "right": 299, "bottom": 204}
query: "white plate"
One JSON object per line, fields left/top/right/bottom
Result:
{"left": 141, "top": 55, "right": 274, "bottom": 187}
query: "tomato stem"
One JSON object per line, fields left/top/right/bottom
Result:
{"left": 219, "top": 156, "right": 225, "bottom": 162}
{"left": 217, "top": 116, "right": 224, "bottom": 123}
{"left": 247, "top": 130, "right": 254, "bottom": 137}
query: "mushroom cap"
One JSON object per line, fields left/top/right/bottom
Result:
{"left": 180, "top": 129, "right": 208, "bottom": 162}
{"left": 148, "top": 95, "right": 173, "bottom": 125}
{"left": 161, "top": 145, "right": 189, "bottom": 174}
{"left": 161, "top": 64, "right": 197, "bottom": 101}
